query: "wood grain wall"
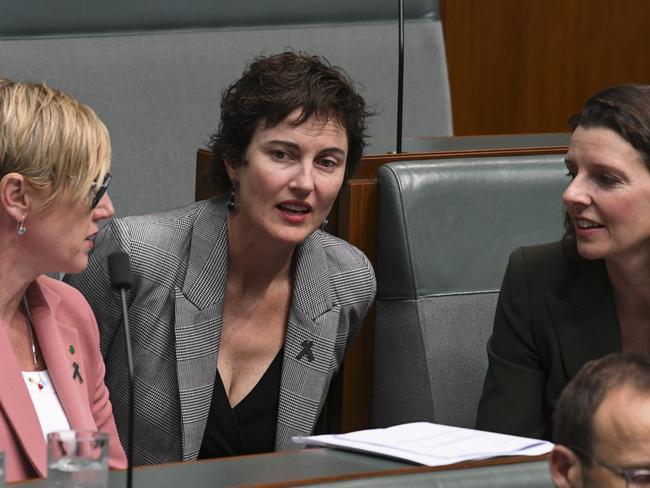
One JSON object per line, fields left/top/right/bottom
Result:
{"left": 440, "top": 0, "right": 650, "bottom": 135}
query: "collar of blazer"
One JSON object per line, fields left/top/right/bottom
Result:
{"left": 545, "top": 259, "right": 620, "bottom": 379}
{"left": 0, "top": 277, "right": 93, "bottom": 478}
{"left": 179, "top": 197, "right": 333, "bottom": 319}
{"left": 173, "top": 197, "right": 337, "bottom": 459}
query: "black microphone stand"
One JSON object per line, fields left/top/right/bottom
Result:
{"left": 120, "top": 284, "right": 135, "bottom": 488}
{"left": 108, "top": 252, "right": 135, "bottom": 488}
{"left": 396, "top": 0, "right": 405, "bottom": 154}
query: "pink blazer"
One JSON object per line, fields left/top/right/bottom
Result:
{"left": 0, "top": 276, "right": 127, "bottom": 482}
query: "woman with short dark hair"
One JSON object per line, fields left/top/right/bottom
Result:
{"left": 66, "top": 51, "right": 376, "bottom": 464}
{"left": 477, "top": 84, "right": 650, "bottom": 440}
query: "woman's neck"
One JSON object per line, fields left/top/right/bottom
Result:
{"left": 606, "top": 253, "right": 650, "bottom": 315}
{"left": 0, "top": 243, "right": 35, "bottom": 327}
{"left": 226, "top": 214, "right": 295, "bottom": 295}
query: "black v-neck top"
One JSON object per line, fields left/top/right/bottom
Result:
{"left": 198, "top": 348, "right": 284, "bottom": 458}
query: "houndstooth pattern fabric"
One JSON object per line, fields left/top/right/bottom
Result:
{"left": 65, "top": 197, "right": 375, "bottom": 465}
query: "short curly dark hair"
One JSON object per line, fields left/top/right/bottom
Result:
{"left": 208, "top": 51, "right": 370, "bottom": 192}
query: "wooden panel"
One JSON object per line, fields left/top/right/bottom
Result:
{"left": 337, "top": 181, "right": 378, "bottom": 432}
{"left": 440, "top": 0, "right": 650, "bottom": 135}
{"left": 195, "top": 148, "right": 218, "bottom": 201}
{"left": 338, "top": 180, "right": 379, "bottom": 263}
{"left": 357, "top": 144, "right": 569, "bottom": 177}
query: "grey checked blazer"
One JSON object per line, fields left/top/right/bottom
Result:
{"left": 65, "top": 197, "right": 375, "bottom": 466}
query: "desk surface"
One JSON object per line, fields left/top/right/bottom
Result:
{"left": 11, "top": 448, "right": 551, "bottom": 488}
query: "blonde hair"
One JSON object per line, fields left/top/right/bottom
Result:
{"left": 0, "top": 78, "right": 111, "bottom": 207}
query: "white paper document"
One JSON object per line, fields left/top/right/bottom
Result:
{"left": 293, "top": 422, "right": 554, "bottom": 466}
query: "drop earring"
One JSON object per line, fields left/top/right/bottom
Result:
{"left": 17, "top": 216, "right": 27, "bottom": 235}
{"left": 227, "top": 181, "right": 238, "bottom": 212}
{"left": 320, "top": 217, "right": 330, "bottom": 231}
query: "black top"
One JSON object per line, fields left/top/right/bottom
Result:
{"left": 198, "top": 349, "right": 284, "bottom": 458}
{"left": 476, "top": 240, "right": 619, "bottom": 440}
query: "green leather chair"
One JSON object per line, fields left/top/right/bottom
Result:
{"left": 372, "top": 154, "right": 568, "bottom": 429}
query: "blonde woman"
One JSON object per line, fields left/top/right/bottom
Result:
{"left": 0, "top": 79, "right": 126, "bottom": 482}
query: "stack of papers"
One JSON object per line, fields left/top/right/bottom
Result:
{"left": 293, "top": 422, "right": 554, "bottom": 466}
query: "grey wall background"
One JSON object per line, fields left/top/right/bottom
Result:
{"left": 0, "top": 0, "right": 451, "bottom": 218}
{"left": 1, "top": 0, "right": 440, "bottom": 34}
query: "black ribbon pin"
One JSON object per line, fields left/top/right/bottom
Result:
{"left": 72, "top": 362, "right": 84, "bottom": 384}
{"left": 296, "top": 340, "right": 315, "bottom": 362}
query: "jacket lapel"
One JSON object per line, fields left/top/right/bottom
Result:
{"left": 30, "top": 292, "right": 95, "bottom": 433}
{"left": 276, "top": 232, "right": 339, "bottom": 449}
{"left": 173, "top": 199, "right": 227, "bottom": 460}
{"left": 171, "top": 200, "right": 341, "bottom": 454}
{"left": 0, "top": 315, "right": 45, "bottom": 477}
{"left": 546, "top": 261, "right": 620, "bottom": 379}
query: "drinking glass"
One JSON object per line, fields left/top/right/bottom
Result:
{"left": 47, "top": 431, "right": 108, "bottom": 488}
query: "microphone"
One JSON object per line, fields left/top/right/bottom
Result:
{"left": 108, "top": 252, "right": 133, "bottom": 290}
{"left": 107, "top": 252, "right": 135, "bottom": 488}
{"left": 396, "top": 0, "right": 405, "bottom": 154}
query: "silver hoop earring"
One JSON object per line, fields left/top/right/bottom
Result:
{"left": 17, "top": 216, "right": 27, "bottom": 235}
{"left": 227, "top": 181, "right": 239, "bottom": 212}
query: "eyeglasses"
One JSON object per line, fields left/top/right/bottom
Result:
{"left": 89, "top": 173, "right": 111, "bottom": 209}
{"left": 571, "top": 446, "right": 650, "bottom": 487}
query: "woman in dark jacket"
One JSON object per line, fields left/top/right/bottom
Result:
{"left": 477, "top": 84, "right": 650, "bottom": 440}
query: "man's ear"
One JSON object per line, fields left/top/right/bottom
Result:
{"left": 0, "top": 172, "right": 30, "bottom": 220}
{"left": 550, "top": 445, "right": 584, "bottom": 488}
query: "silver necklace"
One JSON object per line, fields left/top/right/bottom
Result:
{"left": 21, "top": 296, "right": 40, "bottom": 369}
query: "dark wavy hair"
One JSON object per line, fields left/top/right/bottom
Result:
{"left": 208, "top": 51, "right": 370, "bottom": 192}
{"left": 564, "top": 84, "right": 650, "bottom": 241}
{"left": 553, "top": 353, "right": 650, "bottom": 464}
